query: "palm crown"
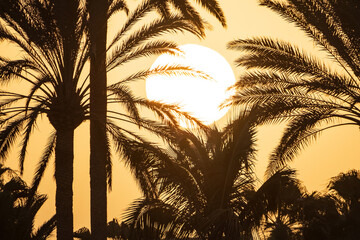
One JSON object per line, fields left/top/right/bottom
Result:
{"left": 227, "top": 0, "right": 360, "bottom": 175}
{"left": 122, "top": 110, "right": 259, "bottom": 239}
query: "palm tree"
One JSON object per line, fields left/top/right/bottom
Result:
{"left": 299, "top": 191, "right": 341, "bottom": 239}
{"left": 121, "top": 110, "right": 311, "bottom": 239}
{"left": 87, "top": 0, "right": 225, "bottom": 239}
{"left": 227, "top": 0, "right": 360, "bottom": 175}
{"left": 0, "top": 163, "right": 56, "bottom": 240}
{"left": 0, "top": 1, "right": 215, "bottom": 239}
{"left": 299, "top": 170, "right": 360, "bottom": 239}
{"left": 0, "top": 1, "right": 88, "bottom": 239}
{"left": 250, "top": 169, "right": 304, "bottom": 239}
{"left": 327, "top": 169, "right": 360, "bottom": 239}
{"left": 121, "top": 109, "right": 259, "bottom": 239}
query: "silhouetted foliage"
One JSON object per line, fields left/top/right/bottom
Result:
{"left": 119, "top": 109, "right": 259, "bottom": 239}
{"left": 87, "top": 0, "right": 226, "bottom": 238}
{"left": 0, "top": 0, "right": 212, "bottom": 239}
{"left": 227, "top": 0, "right": 360, "bottom": 176}
{"left": 0, "top": 164, "right": 55, "bottom": 240}
{"left": 121, "top": 156, "right": 360, "bottom": 240}
{"left": 119, "top": 109, "right": 321, "bottom": 239}
{"left": 74, "top": 218, "right": 133, "bottom": 240}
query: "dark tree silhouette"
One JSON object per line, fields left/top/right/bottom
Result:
{"left": 227, "top": 0, "right": 360, "bottom": 176}
{"left": 0, "top": 164, "right": 56, "bottom": 240}
{"left": 327, "top": 170, "right": 360, "bottom": 239}
{"left": 86, "top": 0, "right": 226, "bottom": 239}
{"left": 299, "top": 170, "right": 360, "bottom": 240}
{"left": 121, "top": 109, "right": 260, "bottom": 239}
{"left": 120, "top": 120, "right": 310, "bottom": 239}
{"left": 0, "top": 1, "right": 210, "bottom": 239}
{"left": 0, "top": 1, "right": 88, "bottom": 238}
{"left": 74, "top": 218, "right": 131, "bottom": 240}
{"left": 251, "top": 169, "right": 304, "bottom": 239}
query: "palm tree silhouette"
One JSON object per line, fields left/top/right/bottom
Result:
{"left": 87, "top": 0, "right": 225, "bottom": 238}
{"left": 121, "top": 109, "right": 259, "bottom": 239}
{"left": 327, "top": 169, "right": 360, "bottom": 239}
{"left": 0, "top": 0, "right": 215, "bottom": 239}
{"left": 121, "top": 112, "right": 311, "bottom": 239}
{"left": 251, "top": 169, "right": 304, "bottom": 239}
{"left": 0, "top": 1, "right": 88, "bottom": 238}
{"left": 227, "top": 0, "right": 360, "bottom": 176}
{"left": 299, "top": 170, "right": 360, "bottom": 239}
{"left": 300, "top": 191, "right": 341, "bottom": 239}
{"left": 0, "top": 163, "right": 56, "bottom": 239}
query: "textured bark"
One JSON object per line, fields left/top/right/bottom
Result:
{"left": 55, "top": 129, "right": 74, "bottom": 240}
{"left": 88, "top": 0, "right": 108, "bottom": 239}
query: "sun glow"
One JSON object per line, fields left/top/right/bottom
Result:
{"left": 146, "top": 44, "right": 236, "bottom": 126}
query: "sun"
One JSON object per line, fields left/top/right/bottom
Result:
{"left": 146, "top": 44, "right": 236, "bottom": 126}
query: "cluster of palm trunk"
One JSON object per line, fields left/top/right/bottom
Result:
{"left": 1, "top": 0, "right": 360, "bottom": 239}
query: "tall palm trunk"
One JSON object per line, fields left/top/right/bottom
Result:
{"left": 55, "top": 128, "right": 74, "bottom": 240}
{"left": 88, "top": 0, "right": 108, "bottom": 239}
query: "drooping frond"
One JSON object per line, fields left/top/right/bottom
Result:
{"left": 109, "top": 14, "right": 203, "bottom": 65}
{"left": 106, "top": 40, "right": 181, "bottom": 71}
{"left": 193, "top": 0, "right": 226, "bottom": 27}
{"left": 107, "top": 0, "right": 159, "bottom": 50}
{"left": 30, "top": 214, "right": 56, "bottom": 240}
{"left": 19, "top": 104, "right": 44, "bottom": 174}
{"left": 108, "top": 0, "right": 128, "bottom": 18}
{"left": 31, "top": 132, "right": 56, "bottom": 193}
{"left": 229, "top": 38, "right": 333, "bottom": 78}
{"left": 259, "top": 0, "right": 360, "bottom": 78}
{"left": 228, "top": 0, "right": 360, "bottom": 176}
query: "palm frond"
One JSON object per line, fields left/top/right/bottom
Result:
{"left": 31, "top": 132, "right": 56, "bottom": 193}
{"left": 111, "top": 14, "right": 203, "bottom": 67}
{"left": 260, "top": 0, "right": 360, "bottom": 78}
{"left": 106, "top": 40, "right": 181, "bottom": 71}
{"left": 0, "top": 117, "right": 25, "bottom": 161}
{"left": 19, "top": 105, "right": 43, "bottom": 174}
{"left": 266, "top": 109, "right": 338, "bottom": 176}
{"left": 30, "top": 214, "right": 56, "bottom": 240}
{"left": 193, "top": 0, "right": 226, "bottom": 27}
{"left": 108, "top": 0, "right": 128, "bottom": 18}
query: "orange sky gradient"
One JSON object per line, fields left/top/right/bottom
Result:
{"left": 1, "top": 0, "right": 360, "bottom": 234}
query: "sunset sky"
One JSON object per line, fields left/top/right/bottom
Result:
{"left": 2, "top": 0, "right": 360, "bottom": 233}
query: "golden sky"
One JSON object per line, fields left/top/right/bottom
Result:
{"left": 2, "top": 0, "right": 360, "bottom": 233}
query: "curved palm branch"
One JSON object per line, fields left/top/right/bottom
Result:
{"left": 227, "top": 0, "right": 360, "bottom": 176}
{"left": 151, "top": 0, "right": 226, "bottom": 29}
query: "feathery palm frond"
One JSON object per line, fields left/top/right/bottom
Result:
{"left": 228, "top": 0, "right": 360, "bottom": 176}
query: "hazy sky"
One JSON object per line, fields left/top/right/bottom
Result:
{"left": 3, "top": 0, "right": 360, "bottom": 233}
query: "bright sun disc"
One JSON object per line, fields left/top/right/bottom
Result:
{"left": 146, "top": 44, "right": 236, "bottom": 126}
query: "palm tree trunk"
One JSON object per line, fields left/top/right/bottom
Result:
{"left": 88, "top": 0, "right": 108, "bottom": 239}
{"left": 55, "top": 129, "right": 74, "bottom": 240}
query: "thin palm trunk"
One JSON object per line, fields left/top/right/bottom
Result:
{"left": 55, "top": 128, "right": 74, "bottom": 240}
{"left": 88, "top": 0, "right": 108, "bottom": 239}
